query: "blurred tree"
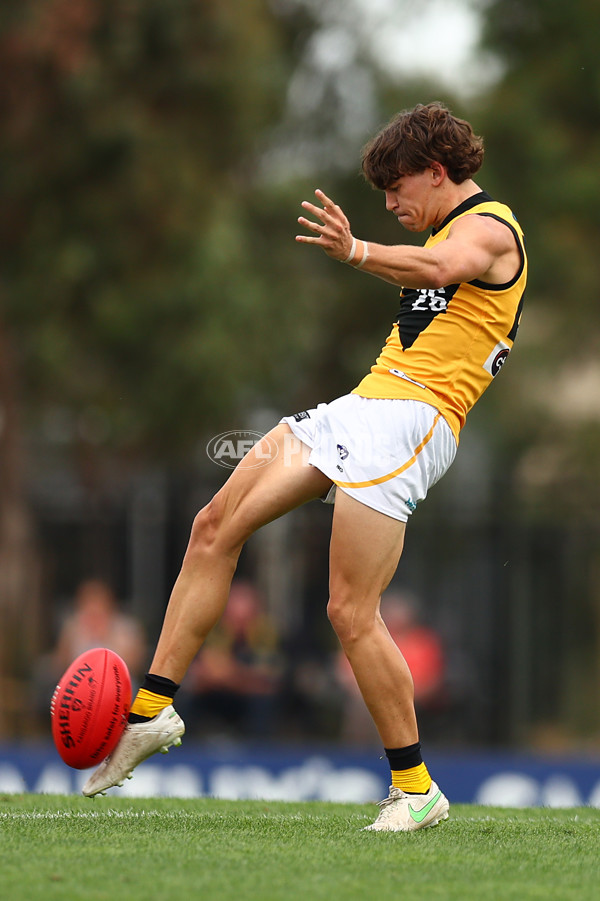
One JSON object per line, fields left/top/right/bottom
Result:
{"left": 0, "top": 0, "right": 318, "bottom": 697}
{"left": 0, "top": 0, "right": 306, "bottom": 458}
{"left": 464, "top": 0, "right": 600, "bottom": 741}
{"left": 471, "top": 0, "right": 600, "bottom": 515}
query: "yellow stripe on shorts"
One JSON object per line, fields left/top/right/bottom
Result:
{"left": 333, "top": 412, "right": 442, "bottom": 490}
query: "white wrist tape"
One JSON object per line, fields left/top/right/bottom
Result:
{"left": 342, "top": 236, "right": 357, "bottom": 264}
{"left": 355, "top": 240, "right": 369, "bottom": 268}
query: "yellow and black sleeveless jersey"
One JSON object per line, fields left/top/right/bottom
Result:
{"left": 353, "top": 192, "right": 527, "bottom": 442}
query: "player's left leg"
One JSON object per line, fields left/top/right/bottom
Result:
{"left": 327, "top": 488, "right": 449, "bottom": 831}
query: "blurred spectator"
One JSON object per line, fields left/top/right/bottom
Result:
{"left": 179, "top": 579, "right": 284, "bottom": 739}
{"left": 381, "top": 590, "right": 446, "bottom": 707}
{"left": 52, "top": 579, "right": 147, "bottom": 681}
{"left": 33, "top": 579, "right": 147, "bottom": 728}
{"left": 335, "top": 589, "right": 446, "bottom": 745}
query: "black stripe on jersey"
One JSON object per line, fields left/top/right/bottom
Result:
{"left": 469, "top": 213, "right": 525, "bottom": 290}
{"left": 507, "top": 293, "right": 524, "bottom": 342}
{"left": 431, "top": 191, "right": 493, "bottom": 235}
{"left": 396, "top": 283, "right": 460, "bottom": 349}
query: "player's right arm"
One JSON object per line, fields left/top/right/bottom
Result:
{"left": 296, "top": 190, "right": 520, "bottom": 289}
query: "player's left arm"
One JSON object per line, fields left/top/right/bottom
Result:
{"left": 296, "top": 190, "right": 519, "bottom": 289}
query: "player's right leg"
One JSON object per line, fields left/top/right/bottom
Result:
{"left": 82, "top": 424, "right": 332, "bottom": 797}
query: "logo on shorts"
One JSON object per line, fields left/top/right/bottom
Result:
{"left": 206, "top": 430, "right": 278, "bottom": 469}
{"left": 293, "top": 411, "right": 310, "bottom": 422}
{"left": 337, "top": 444, "right": 349, "bottom": 461}
{"left": 406, "top": 498, "right": 417, "bottom": 512}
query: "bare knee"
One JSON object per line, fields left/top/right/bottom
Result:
{"left": 327, "top": 593, "right": 377, "bottom": 648}
{"left": 184, "top": 497, "right": 242, "bottom": 565}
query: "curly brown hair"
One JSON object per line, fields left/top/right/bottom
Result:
{"left": 361, "top": 102, "right": 484, "bottom": 189}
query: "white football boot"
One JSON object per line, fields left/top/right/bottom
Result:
{"left": 82, "top": 705, "right": 185, "bottom": 797}
{"left": 364, "top": 781, "right": 449, "bottom": 832}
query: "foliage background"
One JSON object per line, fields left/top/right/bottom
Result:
{"left": 1, "top": 0, "right": 600, "bottom": 747}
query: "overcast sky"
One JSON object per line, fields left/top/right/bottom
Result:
{"left": 267, "top": 1, "right": 498, "bottom": 178}
{"left": 368, "top": 0, "right": 490, "bottom": 94}
{"left": 300, "top": 0, "right": 499, "bottom": 96}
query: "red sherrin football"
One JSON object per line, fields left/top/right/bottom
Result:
{"left": 50, "top": 647, "right": 132, "bottom": 770}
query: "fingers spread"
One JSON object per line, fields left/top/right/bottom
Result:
{"left": 315, "top": 188, "right": 336, "bottom": 209}
{"left": 301, "top": 200, "right": 327, "bottom": 221}
{"left": 296, "top": 189, "right": 350, "bottom": 259}
{"left": 297, "top": 214, "right": 323, "bottom": 234}
{"left": 295, "top": 234, "right": 320, "bottom": 244}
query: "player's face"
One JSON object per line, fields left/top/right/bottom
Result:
{"left": 384, "top": 170, "right": 437, "bottom": 232}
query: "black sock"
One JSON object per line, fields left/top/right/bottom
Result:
{"left": 128, "top": 672, "right": 180, "bottom": 723}
{"left": 384, "top": 742, "right": 423, "bottom": 771}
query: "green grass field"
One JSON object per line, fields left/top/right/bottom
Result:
{"left": 1, "top": 793, "right": 599, "bottom": 901}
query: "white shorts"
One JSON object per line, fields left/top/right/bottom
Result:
{"left": 281, "top": 395, "right": 457, "bottom": 522}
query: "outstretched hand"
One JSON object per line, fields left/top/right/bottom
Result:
{"left": 296, "top": 189, "right": 354, "bottom": 262}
